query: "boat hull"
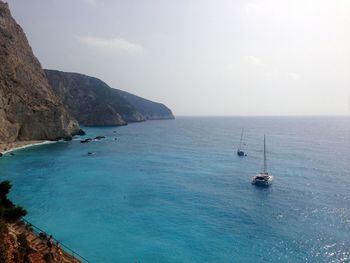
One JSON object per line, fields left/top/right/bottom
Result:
{"left": 237, "top": 150, "right": 245, "bottom": 156}
{"left": 251, "top": 174, "right": 273, "bottom": 186}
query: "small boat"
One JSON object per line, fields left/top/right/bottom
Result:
{"left": 252, "top": 135, "right": 273, "bottom": 186}
{"left": 237, "top": 128, "right": 246, "bottom": 156}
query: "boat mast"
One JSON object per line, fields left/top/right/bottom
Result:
{"left": 239, "top": 128, "right": 244, "bottom": 150}
{"left": 263, "top": 134, "right": 267, "bottom": 174}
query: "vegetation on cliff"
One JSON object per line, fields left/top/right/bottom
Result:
{"left": 0, "top": 181, "right": 26, "bottom": 222}
{"left": 45, "top": 69, "right": 174, "bottom": 126}
{"left": 44, "top": 70, "right": 143, "bottom": 126}
{"left": 0, "top": 180, "right": 27, "bottom": 261}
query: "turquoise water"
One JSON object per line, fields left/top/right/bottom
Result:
{"left": 1, "top": 117, "right": 350, "bottom": 262}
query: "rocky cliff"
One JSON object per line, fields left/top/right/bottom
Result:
{"left": 0, "top": 2, "right": 79, "bottom": 142}
{"left": 116, "top": 90, "right": 174, "bottom": 120}
{"left": 44, "top": 70, "right": 144, "bottom": 126}
{"left": 45, "top": 70, "right": 174, "bottom": 126}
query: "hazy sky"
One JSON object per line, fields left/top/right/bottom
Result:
{"left": 8, "top": 0, "right": 350, "bottom": 116}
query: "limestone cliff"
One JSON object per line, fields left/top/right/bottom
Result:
{"left": 116, "top": 90, "right": 174, "bottom": 120}
{"left": 0, "top": 2, "right": 79, "bottom": 142}
{"left": 45, "top": 70, "right": 174, "bottom": 126}
{"left": 44, "top": 70, "right": 144, "bottom": 126}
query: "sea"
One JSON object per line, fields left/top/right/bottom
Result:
{"left": 1, "top": 117, "right": 350, "bottom": 263}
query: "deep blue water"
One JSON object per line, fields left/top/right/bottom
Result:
{"left": 1, "top": 117, "right": 350, "bottom": 262}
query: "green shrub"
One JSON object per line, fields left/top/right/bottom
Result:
{"left": 0, "top": 180, "right": 28, "bottom": 261}
{"left": 0, "top": 181, "right": 11, "bottom": 198}
{"left": 3, "top": 206, "right": 27, "bottom": 223}
{"left": 0, "top": 180, "right": 27, "bottom": 222}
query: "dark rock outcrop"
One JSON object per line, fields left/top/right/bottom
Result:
{"left": 0, "top": 2, "right": 80, "bottom": 143}
{"left": 77, "top": 129, "right": 86, "bottom": 136}
{"left": 45, "top": 70, "right": 174, "bottom": 126}
{"left": 80, "top": 138, "right": 92, "bottom": 143}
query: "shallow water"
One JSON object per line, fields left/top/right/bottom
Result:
{"left": 1, "top": 117, "right": 350, "bottom": 262}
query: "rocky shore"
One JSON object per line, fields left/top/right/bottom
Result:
{"left": 5, "top": 221, "right": 81, "bottom": 263}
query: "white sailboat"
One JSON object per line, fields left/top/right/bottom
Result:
{"left": 237, "top": 128, "right": 245, "bottom": 156}
{"left": 251, "top": 135, "right": 273, "bottom": 186}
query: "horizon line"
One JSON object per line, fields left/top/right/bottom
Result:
{"left": 173, "top": 114, "right": 350, "bottom": 118}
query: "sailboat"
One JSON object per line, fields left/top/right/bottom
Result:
{"left": 251, "top": 135, "right": 273, "bottom": 186}
{"left": 237, "top": 128, "right": 245, "bottom": 156}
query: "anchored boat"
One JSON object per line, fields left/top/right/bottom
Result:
{"left": 251, "top": 135, "right": 273, "bottom": 186}
{"left": 237, "top": 128, "right": 246, "bottom": 156}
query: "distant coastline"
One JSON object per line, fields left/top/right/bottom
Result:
{"left": 0, "top": 140, "right": 55, "bottom": 155}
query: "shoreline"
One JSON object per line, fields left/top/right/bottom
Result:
{"left": 0, "top": 140, "right": 56, "bottom": 155}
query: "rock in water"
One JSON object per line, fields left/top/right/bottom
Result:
{"left": 77, "top": 129, "right": 86, "bottom": 136}
{"left": 80, "top": 138, "right": 92, "bottom": 143}
{"left": 0, "top": 2, "right": 79, "bottom": 143}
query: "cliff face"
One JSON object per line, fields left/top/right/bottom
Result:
{"left": 44, "top": 70, "right": 144, "bottom": 126}
{"left": 45, "top": 70, "right": 174, "bottom": 126}
{"left": 116, "top": 90, "right": 174, "bottom": 120}
{"left": 0, "top": 2, "right": 79, "bottom": 142}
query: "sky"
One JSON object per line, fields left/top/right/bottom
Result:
{"left": 7, "top": 0, "right": 350, "bottom": 116}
